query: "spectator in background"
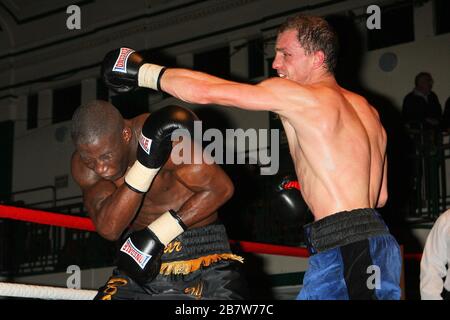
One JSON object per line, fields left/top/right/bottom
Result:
{"left": 420, "top": 209, "right": 450, "bottom": 300}
{"left": 402, "top": 72, "right": 442, "bottom": 130}
{"left": 402, "top": 73, "right": 443, "bottom": 193}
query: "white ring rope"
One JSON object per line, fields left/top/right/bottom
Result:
{"left": 0, "top": 282, "right": 97, "bottom": 300}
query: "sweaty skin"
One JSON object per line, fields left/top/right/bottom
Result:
{"left": 71, "top": 114, "right": 234, "bottom": 241}
{"left": 157, "top": 29, "right": 388, "bottom": 221}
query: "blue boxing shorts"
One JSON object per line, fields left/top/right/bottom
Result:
{"left": 297, "top": 208, "right": 402, "bottom": 300}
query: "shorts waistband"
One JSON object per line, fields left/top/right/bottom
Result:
{"left": 159, "top": 222, "right": 244, "bottom": 276}
{"left": 303, "top": 208, "right": 389, "bottom": 255}
{"left": 161, "top": 222, "right": 232, "bottom": 262}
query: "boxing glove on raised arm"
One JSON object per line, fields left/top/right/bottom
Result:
{"left": 125, "top": 105, "right": 197, "bottom": 193}
{"left": 102, "top": 47, "right": 166, "bottom": 93}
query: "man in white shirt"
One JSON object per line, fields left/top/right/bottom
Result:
{"left": 420, "top": 209, "right": 450, "bottom": 300}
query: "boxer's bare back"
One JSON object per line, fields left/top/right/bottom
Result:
{"left": 269, "top": 29, "right": 388, "bottom": 220}
{"left": 277, "top": 83, "right": 387, "bottom": 220}
{"left": 159, "top": 29, "right": 388, "bottom": 221}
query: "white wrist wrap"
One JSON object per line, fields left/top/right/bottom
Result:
{"left": 124, "top": 161, "right": 160, "bottom": 193}
{"left": 148, "top": 211, "right": 185, "bottom": 246}
{"left": 138, "top": 63, "right": 165, "bottom": 90}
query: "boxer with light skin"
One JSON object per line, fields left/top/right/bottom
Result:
{"left": 102, "top": 14, "right": 402, "bottom": 300}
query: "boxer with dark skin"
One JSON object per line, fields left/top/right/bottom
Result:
{"left": 71, "top": 109, "right": 228, "bottom": 239}
{"left": 70, "top": 100, "right": 246, "bottom": 300}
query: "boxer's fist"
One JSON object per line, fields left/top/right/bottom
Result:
{"left": 138, "top": 105, "right": 197, "bottom": 169}
{"left": 125, "top": 105, "right": 197, "bottom": 193}
{"left": 271, "top": 175, "right": 306, "bottom": 222}
{"left": 117, "top": 210, "right": 187, "bottom": 284}
{"left": 102, "top": 47, "right": 166, "bottom": 92}
{"left": 102, "top": 48, "right": 144, "bottom": 93}
{"left": 117, "top": 227, "right": 165, "bottom": 284}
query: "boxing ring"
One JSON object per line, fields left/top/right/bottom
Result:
{"left": 0, "top": 204, "right": 421, "bottom": 300}
{"left": 0, "top": 282, "right": 97, "bottom": 300}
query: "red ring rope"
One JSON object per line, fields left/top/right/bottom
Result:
{"left": 0, "top": 204, "right": 308, "bottom": 257}
{"left": 403, "top": 253, "right": 423, "bottom": 261}
{"left": 0, "top": 204, "right": 423, "bottom": 260}
{"left": 230, "top": 240, "right": 310, "bottom": 257}
{"left": 0, "top": 204, "right": 95, "bottom": 231}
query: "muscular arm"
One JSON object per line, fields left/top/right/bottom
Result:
{"left": 160, "top": 68, "right": 315, "bottom": 116}
{"left": 172, "top": 158, "right": 234, "bottom": 227}
{"left": 71, "top": 152, "right": 144, "bottom": 241}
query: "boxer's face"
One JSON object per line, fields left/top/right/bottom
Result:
{"left": 273, "top": 29, "right": 316, "bottom": 84}
{"left": 77, "top": 132, "right": 129, "bottom": 181}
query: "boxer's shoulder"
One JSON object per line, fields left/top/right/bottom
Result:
{"left": 71, "top": 151, "right": 102, "bottom": 188}
{"left": 259, "top": 77, "right": 315, "bottom": 101}
{"left": 71, "top": 151, "right": 86, "bottom": 179}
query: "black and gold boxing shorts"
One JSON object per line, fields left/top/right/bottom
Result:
{"left": 94, "top": 222, "right": 248, "bottom": 300}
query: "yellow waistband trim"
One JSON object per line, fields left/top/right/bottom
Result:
{"left": 160, "top": 253, "right": 244, "bottom": 275}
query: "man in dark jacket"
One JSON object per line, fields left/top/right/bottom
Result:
{"left": 402, "top": 72, "right": 442, "bottom": 130}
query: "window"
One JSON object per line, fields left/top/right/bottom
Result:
{"left": 52, "top": 84, "right": 81, "bottom": 124}
{"left": 435, "top": 0, "right": 450, "bottom": 35}
{"left": 266, "top": 58, "right": 278, "bottom": 77}
{"left": 27, "top": 94, "right": 38, "bottom": 129}
{"left": 248, "top": 38, "right": 265, "bottom": 79}
{"left": 194, "top": 46, "right": 230, "bottom": 78}
{"left": 367, "top": 3, "right": 414, "bottom": 50}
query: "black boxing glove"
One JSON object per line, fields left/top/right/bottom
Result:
{"left": 118, "top": 210, "right": 187, "bottom": 284}
{"left": 125, "top": 105, "right": 197, "bottom": 193}
{"left": 271, "top": 175, "right": 307, "bottom": 222}
{"left": 102, "top": 47, "right": 166, "bottom": 93}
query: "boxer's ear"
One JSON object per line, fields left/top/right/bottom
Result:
{"left": 313, "top": 50, "right": 325, "bottom": 70}
{"left": 122, "top": 126, "right": 132, "bottom": 143}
